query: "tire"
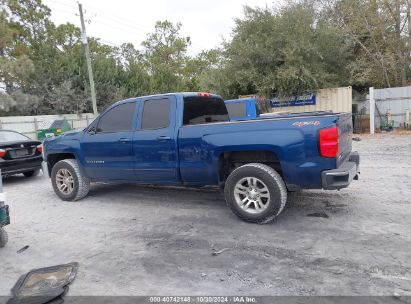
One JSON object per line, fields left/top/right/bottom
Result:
{"left": 0, "top": 228, "right": 8, "bottom": 248}
{"left": 224, "top": 163, "right": 287, "bottom": 224}
{"left": 23, "top": 169, "right": 40, "bottom": 178}
{"left": 51, "top": 159, "right": 90, "bottom": 201}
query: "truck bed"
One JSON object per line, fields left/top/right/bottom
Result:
{"left": 178, "top": 112, "right": 353, "bottom": 189}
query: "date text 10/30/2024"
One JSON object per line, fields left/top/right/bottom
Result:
{"left": 149, "top": 297, "right": 257, "bottom": 303}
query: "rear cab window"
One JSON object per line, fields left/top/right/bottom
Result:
{"left": 183, "top": 96, "right": 229, "bottom": 125}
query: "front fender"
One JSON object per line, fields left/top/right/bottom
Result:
{"left": 44, "top": 131, "right": 87, "bottom": 176}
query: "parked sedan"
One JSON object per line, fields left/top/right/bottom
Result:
{"left": 0, "top": 130, "right": 43, "bottom": 177}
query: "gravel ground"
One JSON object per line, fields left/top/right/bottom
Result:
{"left": 0, "top": 133, "right": 410, "bottom": 296}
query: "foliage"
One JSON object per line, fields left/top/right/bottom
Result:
{"left": 206, "top": 3, "right": 353, "bottom": 98}
{"left": 319, "top": 0, "right": 411, "bottom": 88}
{"left": 0, "top": 0, "right": 410, "bottom": 115}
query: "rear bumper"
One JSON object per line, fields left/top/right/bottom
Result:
{"left": 0, "top": 156, "right": 42, "bottom": 176}
{"left": 322, "top": 152, "right": 360, "bottom": 190}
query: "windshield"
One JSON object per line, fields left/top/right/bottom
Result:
{"left": 0, "top": 130, "right": 30, "bottom": 142}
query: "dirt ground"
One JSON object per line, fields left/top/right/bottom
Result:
{"left": 0, "top": 133, "right": 410, "bottom": 296}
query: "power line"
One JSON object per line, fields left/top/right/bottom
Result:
{"left": 47, "top": 0, "right": 77, "bottom": 10}
{"left": 79, "top": 3, "right": 210, "bottom": 52}
{"left": 88, "top": 19, "right": 147, "bottom": 38}
{"left": 82, "top": 3, "right": 152, "bottom": 32}
{"left": 47, "top": 0, "right": 209, "bottom": 53}
{"left": 99, "top": 39, "right": 121, "bottom": 48}
{"left": 50, "top": 7, "right": 77, "bottom": 17}
{"left": 48, "top": 2, "right": 148, "bottom": 43}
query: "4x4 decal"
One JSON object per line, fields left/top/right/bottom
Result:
{"left": 292, "top": 121, "right": 321, "bottom": 127}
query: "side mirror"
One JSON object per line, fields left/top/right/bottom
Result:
{"left": 87, "top": 126, "right": 96, "bottom": 134}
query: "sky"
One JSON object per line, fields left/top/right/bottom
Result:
{"left": 42, "top": 0, "right": 278, "bottom": 55}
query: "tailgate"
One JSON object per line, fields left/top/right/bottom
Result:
{"left": 336, "top": 113, "right": 353, "bottom": 166}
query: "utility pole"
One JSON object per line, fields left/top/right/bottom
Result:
{"left": 78, "top": 2, "right": 98, "bottom": 116}
{"left": 369, "top": 87, "right": 375, "bottom": 134}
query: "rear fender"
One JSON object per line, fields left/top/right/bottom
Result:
{"left": 205, "top": 129, "right": 305, "bottom": 185}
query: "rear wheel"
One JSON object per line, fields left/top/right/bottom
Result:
{"left": 51, "top": 159, "right": 90, "bottom": 201}
{"left": 224, "top": 163, "right": 287, "bottom": 224}
{"left": 23, "top": 169, "right": 40, "bottom": 178}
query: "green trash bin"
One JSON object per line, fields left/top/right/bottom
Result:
{"left": 37, "top": 120, "right": 72, "bottom": 141}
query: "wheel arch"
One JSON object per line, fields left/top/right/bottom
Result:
{"left": 218, "top": 149, "right": 284, "bottom": 186}
{"left": 47, "top": 153, "right": 76, "bottom": 175}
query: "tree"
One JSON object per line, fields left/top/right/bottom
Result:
{"left": 0, "top": 2, "right": 35, "bottom": 110}
{"left": 320, "top": 0, "right": 411, "bottom": 88}
{"left": 142, "top": 20, "right": 191, "bottom": 93}
{"left": 116, "top": 43, "right": 151, "bottom": 98}
{"left": 212, "top": 3, "right": 353, "bottom": 98}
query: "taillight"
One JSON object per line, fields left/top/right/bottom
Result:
{"left": 198, "top": 92, "right": 211, "bottom": 97}
{"left": 319, "top": 126, "right": 339, "bottom": 157}
{"left": 0, "top": 149, "right": 6, "bottom": 158}
{"left": 37, "top": 145, "right": 43, "bottom": 153}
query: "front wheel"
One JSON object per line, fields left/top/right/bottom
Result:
{"left": 51, "top": 159, "right": 90, "bottom": 201}
{"left": 224, "top": 163, "right": 287, "bottom": 224}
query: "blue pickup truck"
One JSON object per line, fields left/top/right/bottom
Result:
{"left": 43, "top": 92, "right": 359, "bottom": 223}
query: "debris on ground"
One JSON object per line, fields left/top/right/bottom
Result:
{"left": 307, "top": 212, "right": 329, "bottom": 219}
{"left": 212, "top": 248, "right": 230, "bottom": 256}
{"left": 7, "top": 262, "right": 79, "bottom": 304}
{"left": 352, "top": 137, "right": 362, "bottom": 141}
{"left": 0, "top": 200, "right": 10, "bottom": 248}
{"left": 16, "top": 245, "right": 29, "bottom": 254}
{"left": 0, "top": 227, "right": 8, "bottom": 248}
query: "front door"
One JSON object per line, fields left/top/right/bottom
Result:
{"left": 81, "top": 101, "right": 137, "bottom": 181}
{"left": 133, "top": 97, "right": 179, "bottom": 183}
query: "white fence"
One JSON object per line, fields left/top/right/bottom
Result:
{"left": 375, "top": 87, "right": 411, "bottom": 128}
{"left": 369, "top": 86, "right": 411, "bottom": 133}
{"left": 0, "top": 113, "right": 96, "bottom": 140}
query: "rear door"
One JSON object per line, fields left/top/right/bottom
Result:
{"left": 81, "top": 101, "right": 137, "bottom": 180}
{"left": 133, "top": 96, "right": 179, "bottom": 183}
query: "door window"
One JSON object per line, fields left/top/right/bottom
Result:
{"left": 97, "top": 102, "right": 136, "bottom": 133}
{"left": 141, "top": 99, "right": 170, "bottom": 129}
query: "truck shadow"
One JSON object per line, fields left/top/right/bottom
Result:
{"left": 284, "top": 190, "right": 352, "bottom": 218}
{"left": 88, "top": 182, "right": 224, "bottom": 207}
{"left": 87, "top": 183, "right": 351, "bottom": 219}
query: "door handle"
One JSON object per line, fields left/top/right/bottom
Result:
{"left": 157, "top": 136, "right": 171, "bottom": 141}
{"left": 118, "top": 138, "right": 131, "bottom": 143}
